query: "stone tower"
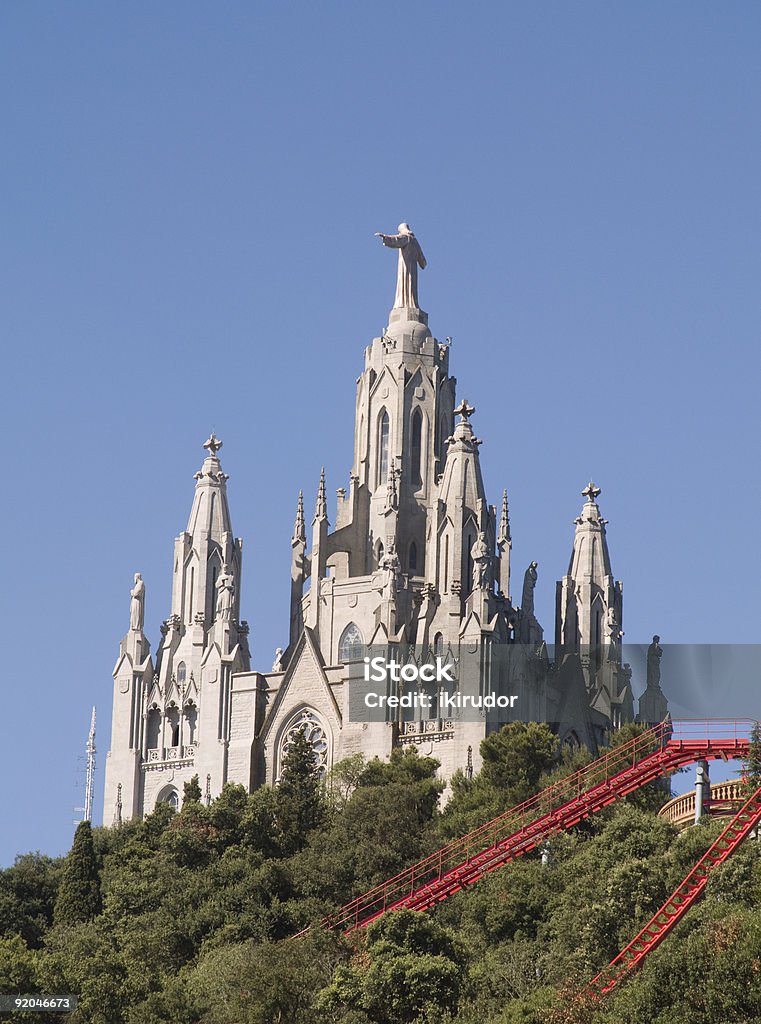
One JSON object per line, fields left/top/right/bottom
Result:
{"left": 555, "top": 483, "right": 633, "bottom": 728}
{"left": 103, "top": 433, "right": 251, "bottom": 819}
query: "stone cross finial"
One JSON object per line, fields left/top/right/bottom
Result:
{"left": 203, "top": 432, "right": 223, "bottom": 456}
{"left": 454, "top": 399, "right": 475, "bottom": 423}
{"left": 582, "top": 481, "right": 601, "bottom": 502}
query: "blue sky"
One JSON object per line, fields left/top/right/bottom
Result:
{"left": 1, "top": 3, "right": 759, "bottom": 865}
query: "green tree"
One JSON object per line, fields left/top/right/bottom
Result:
{"left": 192, "top": 928, "right": 346, "bottom": 1024}
{"left": 240, "top": 786, "right": 281, "bottom": 859}
{"left": 0, "top": 853, "right": 62, "bottom": 947}
{"left": 480, "top": 722, "right": 558, "bottom": 794}
{"left": 276, "top": 727, "right": 325, "bottom": 856}
{"left": 183, "top": 774, "right": 202, "bottom": 805}
{"left": 0, "top": 933, "right": 38, "bottom": 991}
{"left": 53, "top": 821, "right": 101, "bottom": 926}
{"left": 318, "top": 910, "right": 465, "bottom": 1024}
{"left": 358, "top": 747, "right": 442, "bottom": 822}
{"left": 327, "top": 752, "right": 366, "bottom": 808}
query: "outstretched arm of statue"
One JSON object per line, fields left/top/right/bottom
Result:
{"left": 375, "top": 231, "right": 407, "bottom": 249}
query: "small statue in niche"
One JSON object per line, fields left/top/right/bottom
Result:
{"left": 470, "top": 531, "right": 492, "bottom": 591}
{"left": 216, "top": 565, "right": 235, "bottom": 622}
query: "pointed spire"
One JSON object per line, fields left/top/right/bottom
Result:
{"left": 498, "top": 489, "right": 511, "bottom": 546}
{"left": 292, "top": 490, "right": 306, "bottom": 545}
{"left": 314, "top": 468, "right": 327, "bottom": 521}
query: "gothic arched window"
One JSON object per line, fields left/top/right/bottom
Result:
{"left": 339, "top": 622, "right": 363, "bottom": 663}
{"left": 176, "top": 662, "right": 187, "bottom": 685}
{"left": 410, "top": 408, "right": 423, "bottom": 487}
{"left": 433, "top": 632, "right": 444, "bottom": 656}
{"left": 378, "top": 410, "right": 390, "bottom": 487}
{"left": 279, "top": 709, "right": 330, "bottom": 780}
{"left": 157, "top": 787, "right": 179, "bottom": 811}
{"left": 409, "top": 541, "right": 418, "bottom": 573}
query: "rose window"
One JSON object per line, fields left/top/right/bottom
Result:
{"left": 280, "top": 709, "right": 329, "bottom": 779}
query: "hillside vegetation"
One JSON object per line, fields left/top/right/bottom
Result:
{"left": 2, "top": 723, "right": 761, "bottom": 1024}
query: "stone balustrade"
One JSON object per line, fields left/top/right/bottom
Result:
{"left": 659, "top": 780, "right": 745, "bottom": 829}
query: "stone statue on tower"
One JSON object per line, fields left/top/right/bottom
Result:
{"left": 375, "top": 223, "right": 426, "bottom": 309}
{"left": 129, "top": 572, "right": 145, "bottom": 631}
{"left": 216, "top": 564, "right": 235, "bottom": 622}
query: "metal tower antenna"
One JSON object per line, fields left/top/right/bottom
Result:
{"left": 84, "top": 706, "right": 96, "bottom": 822}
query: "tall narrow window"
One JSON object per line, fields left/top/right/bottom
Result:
{"left": 167, "top": 706, "right": 180, "bottom": 748}
{"left": 409, "top": 542, "right": 418, "bottom": 573}
{"left": 443, "top": 534, "right": 449, "bottom": 593}
{"left": 465, "top": 532, "right": 474, "bottom": 596}
{"left": 210, "top": 564, "right": 218, "bottom": 621}
{"left": 378, "top": 410, "right": 390, "bottom": 487}
{"left": 176, "top": 662, "right": 187, "bottom": 685}
{"left": 410, "top": 408, "right": 422, "bottom": 487}
{"left": 147, "top": 708, "right": 161, "bottom": 750}
{"left": 184, "top": 703, "right": 197, "bottom": 744}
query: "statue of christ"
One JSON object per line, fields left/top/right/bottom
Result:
{"left": 375, "top": 223, "right": 426, "bottom": 309}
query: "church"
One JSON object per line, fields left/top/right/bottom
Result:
{"left": 103, "top": 225, "right": 669, "bottom": 822}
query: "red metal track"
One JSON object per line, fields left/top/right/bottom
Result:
{"left": 306, "top": 719, "right": 753, "bottom": 936}
{"left": 588, "top": 782, "right": 761, "bottom": 995}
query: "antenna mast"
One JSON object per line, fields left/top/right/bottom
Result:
{"left": 84, "top": 706, "right": 96, "bottom": 822}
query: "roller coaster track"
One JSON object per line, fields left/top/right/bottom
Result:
{"left": 309, "top": 719, "right": 754, "bottom": 937}
{"left": 589, "top": 779, "right": 761, "bottom": 995}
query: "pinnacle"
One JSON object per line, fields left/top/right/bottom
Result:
{"left": 315, "top": 468, "right": 327, "bottom": 521}
{"left": 292, "top": 490, "right": 306, "bottom": 544}
{"left": 499, "top": 489, "right": 511, "bottom": 545}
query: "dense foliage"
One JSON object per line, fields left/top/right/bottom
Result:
{"left": 2, "top": 722, "right": 760, "bottom": 1024}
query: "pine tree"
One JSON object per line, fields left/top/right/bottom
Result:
{"left": 275, "top": 727, "right": 325, "bottom": 855}
{"left": 183, "top": 774, "right": 202, "bottom": 805}
{"left": 53, "top": 821, "right": 101, "bottom": 926}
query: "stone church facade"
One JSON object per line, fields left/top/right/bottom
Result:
{"left": 104, "top": 228, "right": 668, "bottom": 822}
